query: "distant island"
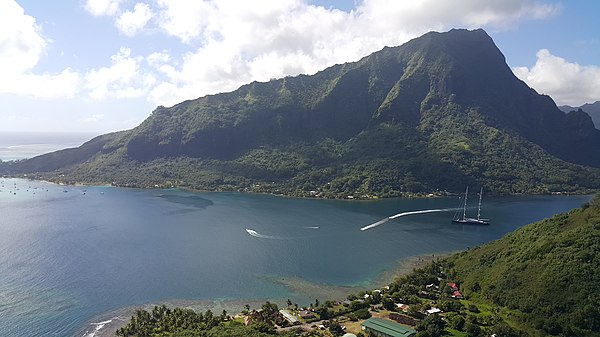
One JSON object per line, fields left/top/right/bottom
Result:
{"left": 2, "top": 28, "right": 600, "bottom": 199}
{"left": 113, "top": 194, "right": 600, "bottom": 337}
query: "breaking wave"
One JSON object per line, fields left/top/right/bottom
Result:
{"left": 81, "top": 319, "right": 113, "bottom": 337}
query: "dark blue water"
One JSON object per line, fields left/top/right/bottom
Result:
{"left": 0, "top": 178, "right": 592, "bottom": 337}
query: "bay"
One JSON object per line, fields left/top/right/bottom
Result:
{"left": 0, "top": 177, "right": 592, "bottom": 337}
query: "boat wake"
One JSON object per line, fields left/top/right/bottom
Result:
{"left": 245, "top": 229, "right": 281, "bottom": 239}
{"left": 303, "top": 226, "right": 319, "bottom": 229}
{"left": 360, "top": 208, "right": 457, "bottom": 231}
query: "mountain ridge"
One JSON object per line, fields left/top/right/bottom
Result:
{"left": 2, "top": 29, "right": 600, "bottom": 198}
{"left": 560, "top": 101, "right": 600, "bottom": 129}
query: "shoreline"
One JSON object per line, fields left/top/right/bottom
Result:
{"left": 77, "top": 299, "right": 271, "bottom": 337}
{"left": 74, "top": 251, "right": 458, "bottom": 337}
{"left": 3, "top": 176, "right": 594, "bottom": 201}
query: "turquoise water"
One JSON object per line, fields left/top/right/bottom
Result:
{"left": 0, "top": 178, "right": 592, "bottom": 337}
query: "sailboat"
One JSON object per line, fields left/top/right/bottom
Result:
{"left": 452, "top": 187, "right": 490, "bottom": 225}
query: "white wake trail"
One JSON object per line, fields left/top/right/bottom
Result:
{"left": 360, "top": 208, "right": 457, "bottom": 231}
{"left": 245, "top": 229, "right": 280, "bottom": 239}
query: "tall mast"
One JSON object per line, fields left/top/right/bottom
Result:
{"left": 463, "top": 186, "right": 468, "bottom": 220}
{"left": 477, "top": 187, "right": 483, "bottom": 220}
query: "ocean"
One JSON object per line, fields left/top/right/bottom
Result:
{"left": 0, "top": 177, "right": 592, "bottom": 337}
{"left": 0, "top": 132, "right": 98, "bottom": 161}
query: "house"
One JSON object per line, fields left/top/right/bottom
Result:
{"left": 298, "top": 310, "right": 315, "bottom": 319}
{"left": 447, "top": 282, "right": 459, "bottom": 291}
{"left": 425, "top": 307, "right": 442, "bottom": 315}
{"left": 361, "top": 317, "right": 416, "bottom": 337}
{"left": 395, "top": 303, "right": 410, "bottom": 312}
{"left": 451, "top": 290, "right": 463, "bottom": 299}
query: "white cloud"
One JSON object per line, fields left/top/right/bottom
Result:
{"left": 155, "top": 0, "right": 217, "bottom": 43}
{"left": 146, "top": 51, "right": 171, "bottom": 67}
{"left": 0, "top": 69, "right": 80, "bottom": 98}
{"left": 356, "top": 0, "right": 559, "bottom": 33}
{"left": 140, "top": 0, "right": 560, "bottom": 106}
{"left": 85, "top": 47, "right": 148, "bottom": 99}
{"left": 116, "top": 3, "right": 153, "bottom": 36}
{"left": 85, "top": 0, "right": 123, "bottom": 17}
{"left": 80, "top": 113, "right": 105, "bottom": 123}
{"left": 1, "top": 0, "right": 569, "bottom": 108}
{"left": 513, "top": 49, "right": 600, "bottom": 106}
{"left": 0, "top": 0, "right": 80, "bottom": 98}
{"left": 0, "top": 0, "right": 46, "bottom": 74}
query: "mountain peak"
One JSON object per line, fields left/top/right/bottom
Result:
{"left": 3, "top": 29, "right": 600, "bottom": 197}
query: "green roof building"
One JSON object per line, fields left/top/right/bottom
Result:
{"left": 361, "top": 317, "right": 416, "bottom": 337}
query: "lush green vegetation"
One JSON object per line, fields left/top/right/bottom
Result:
{"left": 115, "top": 301, "right": 358, "bottom": 337}
{"left": 2, "top": 29, "right": 600, "bottom": 198}
{"left": 448, "top": 195, "right": 600, "bottom": 336}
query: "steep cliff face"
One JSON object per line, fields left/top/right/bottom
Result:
{"left": 122, "top": 29, "right": 600, "bottom": 167}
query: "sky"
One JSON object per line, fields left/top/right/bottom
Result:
{"left": 1, "top": 0, "right": 599, "bottom": 134}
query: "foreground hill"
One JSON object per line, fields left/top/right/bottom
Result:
{"left": 560, "top": 101, "right": 600, "bottom": 129}
{"left": 3, "top": 29, "right": 600, "bottom": 197}
{"left": 446, "top": 195, "right": 600, "bottom": 336}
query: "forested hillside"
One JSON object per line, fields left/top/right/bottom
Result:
{"left": 446, "top": 195, "right": 600, "bottom": 336}
{"left": 3, "top": 29, "right": 600, "bottom": 198}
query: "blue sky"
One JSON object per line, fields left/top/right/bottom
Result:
{"left": 1, "top": 0, "right": 599, "bottom": 134}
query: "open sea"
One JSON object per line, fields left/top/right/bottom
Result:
{"left": 0, "top": 132, "right": 98, "bottom": 161}
{"left": 0, "top": 175, "right": 592, "bottom": 337}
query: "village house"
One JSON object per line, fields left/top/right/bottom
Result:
{"left": 298, "top": 310, "right": 315, "bottom": 320}
{"left": 425, "top": 307, "right": 442, "bottom": 315}
{"left": 447, "top": 282, "right": 459, "bottom": 291}
{"left": 395, "top": 303, "right": 410, "bottom": 312}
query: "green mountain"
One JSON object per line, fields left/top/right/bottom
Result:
{"left": 446, "top": 195, "right": 600, "bottom": 336}
{"left": 560, "top": 101, "right": 600, "bottom": 129}
{"left": 3, "top": 29, "right": 600, "bottom": 197}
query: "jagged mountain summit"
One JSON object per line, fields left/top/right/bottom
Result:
{"left": 560, "top": 101, "right": 600, "bottom": 129}
{"left": 2, "top": 29, "right": 600, "bottom": 198}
